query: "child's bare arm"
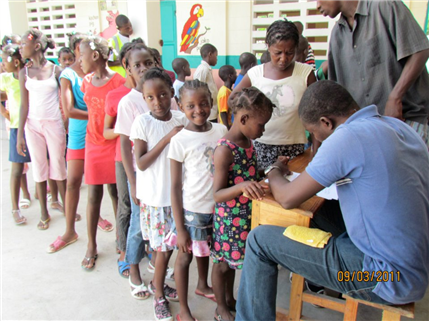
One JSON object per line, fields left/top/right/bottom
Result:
{"left": 0, "top": 104, "right": 10, "bottom": 121}
{"left": 17, "top": 68, "right": 29, "bottom": 156}
{"left": 134, "top": 125, "right": 184, "bottom": 171}
{"left": 120, "top": 134, "right": 138, "bottom": 205}
{"left": 220, "top": 112, "right": 229, "bottom": 130}
{"left": 171, "top": 159, "right": 191, "bottom": 253}
{"left": 103, "top": 114, "right": 119, "bottom": 140}
{"left": 0, "top": 92, "right": 10, "bottom": 120}
{"left": 213, "top": 145, "right": 265, "bottom": 203}
{"left": 1, "top": 91, "right": 7, "bottom": 102}
{"left": 60, "top": 78, "right": 88, "bottom": 120}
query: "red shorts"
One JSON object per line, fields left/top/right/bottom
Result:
{"left": 66, "top": 148, "right": 85, "bottom": 161}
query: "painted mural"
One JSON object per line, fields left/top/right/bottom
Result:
{"left": 98, "top": 0, "right": 120, "bottom": 39}
{"left": 180, "top": 4, "right": 210, "bottom": 54}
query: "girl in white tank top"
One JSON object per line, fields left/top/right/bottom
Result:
{"left": 17, "top": 29, "right": 67, "bottom": 230}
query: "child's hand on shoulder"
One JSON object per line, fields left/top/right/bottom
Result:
{"left": 164, "top": 125, "right": 184, "bottom": 143}
{"left": 241, "top": 181, "right": 267, "bottom": 200}
{"left": 177, "top": 230, "right": 192, "bottom": 254}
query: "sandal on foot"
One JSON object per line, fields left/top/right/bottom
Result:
{"left": 37, "top": 216, "right": 50, "bottom": 230}
{"left": 148, "top": 282, "right": 179, "bottom": 302}
{"left": 153, "top": 296, "right": 172, "bottom": 321}
{"left": 47, "top": 235, "right": 78, "bottom": 253}
{"left": 214, "top": 309, "right": 232, "bottom": 321}
{"left": 19, "top": 198, "right": 31, "bottom": 209}
{"left": 97, "top": 218, "right": 113, "bottom": 232}
{"left": 129, "top": 278, "right": 150, "bottom": 300}
{"left": 81, "top": 254, "right": 98, "bottom": 271}
{"left": 195, "top": 289, "right": 216, "bottom": 302}
{"left": 50, "top": 201, "right": 64, "bottom": 213}
{"left": 118, "top": 260, "right": 130, "bottom": 278}
{"left": 147, "top": 261, "right": 175, "bottom": 280}
{"left": 12, "top": 210, "right": 27, "bottom": 225}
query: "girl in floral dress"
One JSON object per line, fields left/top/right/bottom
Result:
{"left": 211, "top": 87, "right": 274, "bottom": 321}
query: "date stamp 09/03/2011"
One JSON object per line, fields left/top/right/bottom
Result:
{"left": 337, "top": 271, "right": 400, "bottom": 282}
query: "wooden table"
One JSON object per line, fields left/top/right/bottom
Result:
{"left": 250, "top": 149, "right": 330, "bottom": 321}
{"left": 251, "top": 149, "right": 324, "bottom": 231}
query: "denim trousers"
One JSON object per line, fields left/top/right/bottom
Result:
{"left": 236, "top": 202, "right": 391, "bottom": 321}
{"left": 115, "top": 161, "right": 132, "bottom": 252}
{"left": 125, "top": 175, "right": 147, "bottom": 264}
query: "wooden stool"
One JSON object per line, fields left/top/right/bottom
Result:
{"left": 284, "top": 273, "right": 415, "bottom": 321}
{"left": 343, "top": 295, "right": 415, "bottom": 321}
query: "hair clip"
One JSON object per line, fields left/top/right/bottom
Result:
{"left": 27, "top": 33, "right": 34, "bottom": 41}
{"left": 7, "top": 56, "right": 12, "bottom": 62}
{"left": 6, "top": 39, "right": 12, "bottom": 45}
{"left": 70, "top": 30, "right": 76, "bottom": 35}
{"left": 89, "top": 42, "right": 96, "bottom": 51}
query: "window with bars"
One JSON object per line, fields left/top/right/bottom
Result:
{"left": 26, "top": 0, "right": 78, "bottom": 58}
{"left": 251, "top": 0, "right": 338, "bottom": 60}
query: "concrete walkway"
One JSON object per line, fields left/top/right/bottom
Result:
{"left": 1, "top": 121, "right": 428, "bottom": 320}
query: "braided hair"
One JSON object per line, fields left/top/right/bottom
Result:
{"left": 178, "top": 79, "right": 212, "bottom": 103}
{"left": 67, "top": 32, "right": 87, "bottom": 51}
{"left": 2, "top": 44, "right": 24, "bottom": 67}
{"left": 23, "top": 29, "right": 55, "bottom": 53}
{"left": 265, "top": 19, "right": 299, "bottom": 47}
{"left": 123, "top": 42, "right": 152, "bottom": 69}
{"left": 81, "top": 36, "right": 110, "bottom": 60}
{"left": 231, "top": 87, "right": 274, "bottom": 116}
{"left": 141, "top": 67, "right": 173, "bottom": 88}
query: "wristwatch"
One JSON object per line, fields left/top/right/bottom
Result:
{"left": 264, "top": 165, "right": 281, "bottom": 176}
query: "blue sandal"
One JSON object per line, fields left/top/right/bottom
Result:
{"left": 118, "top": 260, "right": 130, "bottom": 278}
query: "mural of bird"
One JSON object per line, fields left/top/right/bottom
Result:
{"left": 180, "top": 4, "right": 204, "bottom": 53}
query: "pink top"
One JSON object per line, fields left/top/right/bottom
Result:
{"left": 25, "top": 64, "right": 61, "bottom": 121}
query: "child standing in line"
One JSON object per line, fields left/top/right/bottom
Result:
{"left": 171, "top": 58, "right": 191, "bottom": 100}
{"left": 234, "top": 53, "right": 257, "bottom": 88}
{"left": 17, "top": 29, "right": 67, "bottom": 230}
{"left": 211, "top": 87, "right": 274, "bottom": 321}
{"left": 103, "top": 41, "right": 135, "bottom": 275}
{"left": 79, "top": 36, "right": 125, "bottom": 270}
{"left": 130, "top": 67, "right": 186, "bottom": 321}
{"left": 218, "top": 65, "right": 237, "bottom": 129}
{"left": 168, "top": 79, "right": 227, "bottom": 321}
{"left": 0, "top": 44, "right": 31, "bottom": 224}
{"left": 58, "top": 47, "right": 75, "bottom": 68}
{"left": 193, "top": 43, "right": 219, "bottom": 122}
{"left": 116, "top": 43, "right": 176, "bottom": 298}
{"left": 102, "top": 42, "right": 134, "bottom": 238}
{"left": 47, "top": 33, "right": 110, "bottom": 253}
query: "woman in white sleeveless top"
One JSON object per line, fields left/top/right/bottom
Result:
{"left": 231, "top": 19, "right": 316, "bottom": 169}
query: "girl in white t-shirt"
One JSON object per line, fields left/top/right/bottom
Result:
{"left": 130, "top": 67, "right": 187, "bottom": 321}
{"left": 167, "top": 80, "right": 227, "bottom": 321}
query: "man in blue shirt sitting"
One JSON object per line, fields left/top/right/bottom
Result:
{"left": 236, "top": 80, "right": 429, "bottom": 321}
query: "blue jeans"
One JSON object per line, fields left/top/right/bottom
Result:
{"left": 125, "top": 177, "right": 147, "bottom": 264}
{"left": 236, "top": 225, "right": 392, "bottom": 321}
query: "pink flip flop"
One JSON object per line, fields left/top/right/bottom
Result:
{"left": 97, "top": 218, "right": 113, "bottom": 232}
{"left": 195, "top": 289, "right": 217, "bottom": 302}
{"left": 47, "top": 235, "right": 78, "bottom": 253}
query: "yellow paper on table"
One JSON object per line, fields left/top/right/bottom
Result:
{"left": 283, "top": 225, "right": 332, "bottom": 248}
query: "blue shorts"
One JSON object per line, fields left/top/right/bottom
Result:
{"left": 9, "top": 128, "right": 31, "bottom": 163}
